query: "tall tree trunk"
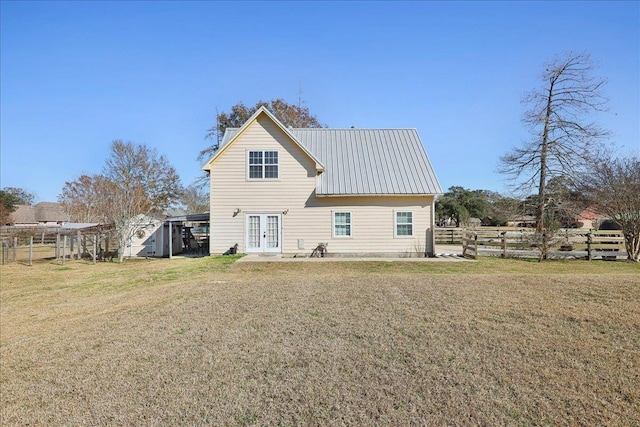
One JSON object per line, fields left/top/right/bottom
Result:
{"left": 536, "top": 80, "right": 554, "bottom": 235}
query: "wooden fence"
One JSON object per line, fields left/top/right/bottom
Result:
{"left": 435, "top": 228, "right": 468, "bottom": 244}
{"left": 0, "top": 226, "right": 118, "bottom": 265}
{"left": 460, "top": 229, "right": 626, "bottom": 261}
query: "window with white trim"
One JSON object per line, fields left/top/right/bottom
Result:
{"left": 248, "top": 150, "right": 279, "bottom": 179}
{"left": 395, "top": 211, "right": 413, "bottom": 236}
{"left": 333, "top": 211, "right": 352, "bottom": 237}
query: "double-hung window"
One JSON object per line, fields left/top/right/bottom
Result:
{"left": 395, "top": 211, "right": 413, "bottom": 237}
{"left": 249, "top": 150, "right": 279, "bottom": 179}
{"left": 333, "top": 211, "right": 352, "bottom": 237}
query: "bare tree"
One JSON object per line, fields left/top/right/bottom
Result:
{"left": 104, "top": 140, "right": 181, "bottom": 262}
{"left": 179, "top": 183, "right": 209, "bottom": 214}
{"left": 580, "top": 155, "right": 640, "bottom": 262}
{"left": 59, "top": 141, "right": 181, "bottom": 263}
{"left": 59, "top": 174, "right": 112, "bottom": 223}
{"left": 499, "top": 51, "right": 609, "bottom": 239}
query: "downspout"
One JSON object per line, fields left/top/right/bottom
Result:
{"left": 429, "top": 198, "right": 436, "bottom": 257}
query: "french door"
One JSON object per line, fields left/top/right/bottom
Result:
{"left": 246, "top": 214, "right": 281, "bottom": 253}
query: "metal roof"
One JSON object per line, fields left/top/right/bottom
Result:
{"left": 291, "top": 128, "right": 442, "bottom": 196}
{"left": 217, "top": 120, "right": 443, "bottom": 196}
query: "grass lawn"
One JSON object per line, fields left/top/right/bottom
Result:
{"left": 1, "top": 256, "right": 639, "bottom": 425}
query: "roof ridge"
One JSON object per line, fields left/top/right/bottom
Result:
{"left": 290, "top": 128, "right": 419, "bottom": 131}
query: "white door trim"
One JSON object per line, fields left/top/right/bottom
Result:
{"left": 245, "top": 213, "right": 282, "bottom": 253}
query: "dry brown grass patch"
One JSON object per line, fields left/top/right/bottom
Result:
{"left": 1, "top": 257, "right": 639, "bottom": 425}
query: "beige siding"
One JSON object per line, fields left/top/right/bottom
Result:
{"left": 209, "top": 115, "right": 435, "bottom": 256}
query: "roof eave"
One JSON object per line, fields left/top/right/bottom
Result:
{"left": 202, "top": 106, "right": 325, "bottom": 171}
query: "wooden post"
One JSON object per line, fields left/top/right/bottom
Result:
{"left": 41, "top": 231, "right": 45, "bottom": 244}
{"left": 62, "top": 235, "right": 67, "bottom": 265}
{"left": 474, "top": 234, "right": 478, "bottom": 260}
{"left": 93, "top": 235, "right": 97, "bottom": 264}
{"left": 450, "top": 229, "right": 454, "bottom": 244}
{"left": 12, "top": 237, "right": 17, "bottom": 262}
{"left": 169, "top": 221, "right": 173, "bottom": 259}
{"left": 587, "top": 233, "right": 593, "bottom": 261}
{"left": 56, "top": 233, "right": 60, "bottom": 259}
{"left": 77, "top": 229, "right": 82, "bottom": 260}
{"left": 1, "top": 242, "right": 5, "bottom": 265}
{"left": 501, "top": 232, "right": 507, "bottom": 258}
{"left": 29, "top": 236, "right": 33, "bottom": 266}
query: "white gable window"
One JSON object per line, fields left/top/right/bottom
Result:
{"left": 333, "top": 211, "right": 352, "bottom": 237}
{"left": 248, "top": 150, "right": 279, "bottom": 179}
{"left": 395, "top": 211, "right": 413, "bottom": 237}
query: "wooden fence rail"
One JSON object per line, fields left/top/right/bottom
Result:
{"left": 460, "top": 229, "right": 626, "bottom": 260}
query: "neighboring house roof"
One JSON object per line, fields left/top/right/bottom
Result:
{"left": 577, "top": 205, "right": 605, "bottom": 221}
{"left": 10, "top": 202, "right": 70, "bottom": 225}
{"left": 210, "top": 107, "right": 443, "bottom": 196}
{"left": 11, "top": 205, "right": 38, "bottom": 224}
{"left": 33, "top": 202, "right": 70, "bottom": 222}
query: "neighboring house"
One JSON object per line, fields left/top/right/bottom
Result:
{"left": 575, "top": 205, "right": 606, "bottom": 229}
{"left": 506, "top": 215, "right": 536, "bottom": 228}
{"left": 202, "top": 107, "right": 443, "bottom": 257}
{"left": 10, "top": 202, "right": 70, "bottom": 227}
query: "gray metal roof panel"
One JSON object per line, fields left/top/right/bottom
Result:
{"left": 217, "top": 126, "right": 443, "bottom": 196}
{"left": 291, "top": 128, "right": 442, "bottom": 196}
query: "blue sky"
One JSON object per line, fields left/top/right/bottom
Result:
{"left": 1, "top": 1, "right": 638, "bottom": 202}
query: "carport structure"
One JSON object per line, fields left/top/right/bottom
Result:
{"left": 165, "top": 213, "right": 210, "bottom": 258}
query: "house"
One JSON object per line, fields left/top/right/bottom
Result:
{"left": 575, "top": 205, "right": 606, "bottom": 229}
{"left": 506, "top": 215, "right": 536, "bottom": 228}
{"left": 9, "top": 202, "right": 70, "bottom": 227}
{"left": 202, "top": 107, "right": 443, "bottom": 257}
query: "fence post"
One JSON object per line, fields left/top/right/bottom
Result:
{"left": 501, "top": 232, "right": 507, "bottom": 258}
{"left": 1, "top": 242, "right": 5, "bottom": 265}
{"left": 77, "top": 229, "right": 81, "bottom": 260}
{"left": 12, "top": 237, "right": 17, "bottom": 262}
{"left": 62, "top": 235, "right": 67, "bottom": 265}
{"left": 587, "top": 233, "right": 592, "bottom": 261}
{"left": 473, "top": 234, "right": 478, "bottom": 260}
{"left": 56, "top": 233, "right": 60, "bottom": 259}
{"left": 93, "top": 235, "right": 97, "bottom": 264}
{"left": 450, "top": 229, "right": 454, "bottom": 244}
{"left": 29, "top": 236, "right": 33, "bottom": 266}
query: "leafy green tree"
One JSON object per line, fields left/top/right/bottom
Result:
{"left": 0, "top": 187, "right": 36, "bottom": 224}
{"left": 485, "top": 192, "right": 520, "bottom": 226}
{"left": 198, "top": 98, "right": 324, "bottom": 162}
{"left": 435, "top": 186, "right": 490, "bottom": 227}
{"left": 2, "top": 187, "right": 35, "bottom": 205}
{"left": 0, "top": 190, "right": 21, "bottom": 225}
